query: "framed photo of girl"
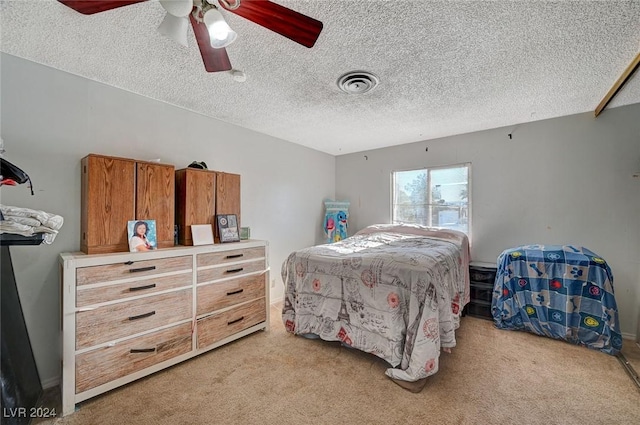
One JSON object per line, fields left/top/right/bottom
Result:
{"left": 128, "top": 220, "right": 157, "bottom": 252}
{"left": 216, "top": 214, "right": 240, "bottom": 243}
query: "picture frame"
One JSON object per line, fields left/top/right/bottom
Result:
{"left": 216, "top": 214, "right": 240, "bottom": 243}
{"left": 127, "top": 220, "right": 157, "bottom": 252}
{"left": 191, "top": 224, "right": 214, "bottom": 246}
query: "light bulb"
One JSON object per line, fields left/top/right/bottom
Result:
{"left": 158, "top": 13, "right": 189, "bottom": 47}
{"left": 210, "top": 21, "right": 230, "bottom": 40}
{"left": 203, "top": 7, "right": 237, "bottom": 48}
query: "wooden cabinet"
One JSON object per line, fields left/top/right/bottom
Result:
{"left": 175, "top": 168, "right": 216, "bottom": 246}
{"left": 81, "top": 155, "right": 135, "bottom": 254}
{"left": 59, "top": 241, "right": 269, "bottom": 417}
{"left": 81, "top": 154, "right": 175, "bottom": 254}
{"left": 175, "top": 169, "right": 240, "bottom": 245}
{"left": 215, "top": 172, "right": 241, "bottom": 227}
{"left": 136, "top": 162, "right": 176, "bottom": 249}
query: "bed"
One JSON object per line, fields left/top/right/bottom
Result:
{"left": 492, "top": 245, "right": 622, "bottom": 355}
{"left": 281, "top": 224, "right": 470, "bottom": 386}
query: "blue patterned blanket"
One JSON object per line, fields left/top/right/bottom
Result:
{"left": 492, "top": 245, "right": 622, "bottom": 355}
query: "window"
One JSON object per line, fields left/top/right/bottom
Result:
{"left": 392, "top": 163, "right": 471, "bottom": 235}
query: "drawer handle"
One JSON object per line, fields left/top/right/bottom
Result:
{"left": 129, "top": 348, "right": 156, "bottom": 354}
{"left": 226, "top": 267, "right": 244, "bottom": 274}
{"left": 227, "top": 316, "right": 244, "bottom": 326}
{"left": 226, "top": 254, "right": 244, "bottom": 259}
{"left": 226, "top": 289, "right": 244, "bottom": 296}
{"left": 129, "top": 283, "right": 157, "bottom": 292}
{"left": 124, "top": 261, "right": 134, "bottom": 265}
{"left": 128, "top": 311, "right": 156, "bottom": 321}
{"left": 129, "top": 266, "right": 156, "bottom": 273}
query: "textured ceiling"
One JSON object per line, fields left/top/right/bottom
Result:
{"left": 1, "top": 0, "right": 639, "bottom": 155}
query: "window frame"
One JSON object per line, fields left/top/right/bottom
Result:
{"left": 390, "top": 162, "right": 472, "bottom": 240}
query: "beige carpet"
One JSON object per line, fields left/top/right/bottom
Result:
{"left": 39, "top": 306, "right": 640, "bottom": 425}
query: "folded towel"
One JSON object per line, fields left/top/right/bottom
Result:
{"left": 5, "top": 216, "right": 41, "bottom": 227}
{"left": 0, "top": 204, "right": 64, "bottom": 244}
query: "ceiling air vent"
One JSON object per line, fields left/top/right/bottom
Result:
{"left": 337, "top": 71, "right": 379, "bottom": 94}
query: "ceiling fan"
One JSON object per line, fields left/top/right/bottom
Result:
{"left": 56, "top": 0, "right": 323, "bottom": 72}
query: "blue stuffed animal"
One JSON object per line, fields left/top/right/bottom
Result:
{"left": 323, "top": 200, "right": 350, "bottom": 243}
{"left": 335, "top": 211, "right": 348, "bottom": 241}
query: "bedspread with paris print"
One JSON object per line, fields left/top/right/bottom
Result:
{"left": 281, "top": 224, "right": 470, "bottom": 382}
{"left": 492, "top": 245, "right": 622, "bottom": 355}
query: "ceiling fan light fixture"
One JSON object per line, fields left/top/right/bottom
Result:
{"left": 203, "top": 6, "right": 237, "bottom": 48}
{"left": 159, "top": 0, "right": 194, "bottom": 17}
{"left": 158, "top": 13, "right": 189, "bottom": 47}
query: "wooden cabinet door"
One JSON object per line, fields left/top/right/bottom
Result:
{"left": 81, "top": 155, "right": 135, "bottom": 254}
{"left": 175, "top": 168, "right": 216, "bottom": 246}
{"left": 215, "top": 172, "right": 241, "bottom": 240}
{"left": 136, "top": 162, "right": 175, "bottom": 249}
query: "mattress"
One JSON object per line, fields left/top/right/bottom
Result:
{"left": 281, "top": 224, "right": 470, "bottom": 382}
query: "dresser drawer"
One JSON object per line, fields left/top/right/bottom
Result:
{"left": 76, "top": 255, "right": 192, "bottom": 286}
{"left": 77, "top": 272, "right": 192, "bottom": 307}
{"left": 465, "top": 300, "right": 493, "bottom": 320}
{"left": 469, "top": 282, "right": 494, "bottom": 303}
{"left": 76, "top": 289, "right": 192, "bottom": 350}
{"left": 197, "top": 259, "right": 265, "bottom": 284}
{"left": 75, "top": 322, "right": 192, "bottom": 393}
{"left": 197, "top": 247, "right": 265, "bottom": 268}
{"left": 469, "top": 266, "right": 497, "bottom": 284}
{"left": 197, "top": 274, "right": 266, "bottom": 316}
{"left": 197, "top": 298, "right": 266, "bottom": 349}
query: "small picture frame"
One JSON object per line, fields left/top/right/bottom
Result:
{"left": 216, "top": 214, "right": 240, "bottom": 243}
{"left": 191, "top": 224, "right": 214, "bottom": 246}
{"left": 128, "top": 220, "right": 157, "bottom": 252}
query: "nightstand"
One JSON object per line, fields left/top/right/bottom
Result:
{"left": 465, "top": 261, "right": 497, "bottom": 320}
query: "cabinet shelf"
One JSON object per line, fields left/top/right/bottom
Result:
{"left": 465, "top": 262, "right": 497, "bottom": 320}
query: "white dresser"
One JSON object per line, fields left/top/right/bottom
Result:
{"left": 59, "top": 240, "right": 269, "bottom": 416}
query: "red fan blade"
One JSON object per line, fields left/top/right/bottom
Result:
{"left": 221, "top": 0, "right": 323, "bottom": 48}
{"left": 57, "top": 0, "right": 148, "bottom": 15}
{"left": 189, "top": 14, "right": 233, "bottom": 73}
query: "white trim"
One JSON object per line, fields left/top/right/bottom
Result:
{"left": 41, "top": 376, "right": 60, "bottom": 390}
{"left": 61, "top": 240, "right": 267, "bottom": 266}
{"left": 390, "top": 162, "right": 471, "bottom": 241}
{"left": 270, "top": 295, "right": 284, "bottom": 306}
{"left": 61, "top": 255, "right": 77, "bottom": 417}
{"left": 622, "top": 332, "right": 637, "bottom": 341}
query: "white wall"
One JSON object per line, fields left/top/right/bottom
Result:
{"left": 336, "top": 103, "right": 640, "bottom": 339}
{"left": 0, "top": 53, "right": 335, "bottom": 386}
{"left": 3, "top": 51, "right": 638, "bottom": 388}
